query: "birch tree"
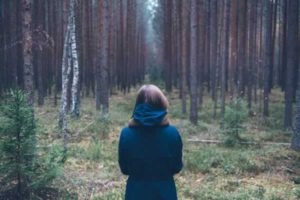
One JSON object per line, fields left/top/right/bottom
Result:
{"left": 59, "top": 0, "right": 73, "bottom": 153}
{"left": 70, "top": 0, "right": 80, "bottom": 117}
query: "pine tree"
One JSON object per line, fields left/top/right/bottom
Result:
{"left": 0, "top": 90, "right": 36, "bottom": 199}
{"left": 0, "top": 90, "right": 64, "bottom": 199}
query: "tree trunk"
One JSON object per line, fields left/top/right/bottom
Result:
{"left": 197, "top": 0, "right": 205, "bottom": 109}
{"left": 180, "top": 0, "right": 188, "bottom": 114}
{"left": 287, "top": 0, "right": 299, "bottom": 131}
{"left": 229, "top": 0, "right": 238, "bottom": 99}
{"left": 70, "top": 0, "right": 80, "bottom": 118}
{"left": 97, "top": 0, "right": 110, "bottom": 115}
{"left": 262, "top": 0, "right": 272, "bottom": 117}
{"left": 237, "top": 0, "right": 247, "bottom": 97}
{"left": 221, "top": 0, "right": 231, "bottom": 126}
{"left": 189, "top": 0, "right": 198, "bottom": 124}
{"left": 210, "top": 0, "right": 218, "bottom": 102}
{"left": 247, "top": 0, "right": 258, "bottom": 111}
{"left": 291, "top": 0, "right": 300, "bottom": 149}
{"left": 59, "top": 0, "right": 73, "bottom": 153}
{"left": 22, "top": 0, "right": 34, "bottom": 107}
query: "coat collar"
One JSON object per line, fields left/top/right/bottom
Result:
{"left": 128, "top": 117, "right": 170, "bottom": 127}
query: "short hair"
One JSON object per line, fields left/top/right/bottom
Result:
{"left": 135, "top": 84, "right": 169, "bottom": 110}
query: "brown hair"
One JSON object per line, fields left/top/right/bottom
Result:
{"left": 129, "top": 84, "right": 170, "bottom": 127}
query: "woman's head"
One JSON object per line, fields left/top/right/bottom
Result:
{"left": 129, "top": 84, "right": 170, "bottom": 127}
{"left": 135, "top": 84, "right": 169, "bottom": 110}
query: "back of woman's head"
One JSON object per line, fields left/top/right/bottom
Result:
{"left": 135, "top": 84, "right": 169, "bottom": 110}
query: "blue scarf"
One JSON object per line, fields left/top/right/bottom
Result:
{"left": 132, "top": 103, "right": 167, "bottom": 126}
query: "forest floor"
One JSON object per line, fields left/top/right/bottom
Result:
{"left": 35, "top": 86, "right": 300, "bottom": 200}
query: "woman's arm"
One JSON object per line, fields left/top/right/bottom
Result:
{"left": 173, "top": 130, "right": 183, "bottom": 174}
{"left": 169, "top": 127, "right": 183, "bottom": 175}
{"left": 118, "top": 129, "right": 130, "bottom": 175}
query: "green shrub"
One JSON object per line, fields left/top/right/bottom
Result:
{"left": 185, "top": 185, "right": 266, "bottom": 200}
{"left": 185, "top": 146, "right": 268, "bottom": 175}
{"left": 31, "top": 145, "right": 64, "bottom": 189}
{"left": 85, "top": 140, "right": 103, "bottom": 161}
{"left": 265, "top": 103, "right": 284, "bottom": 130}
{"left": 293, "top": 187, "right": 300, "bottom": 199}
{"left": 185, "top": 148, "right": 223, "bottom": 173}
{"left": 223, "top": 98, "right": 248, "bottom": 147}
{"left": 169, "top": 101, "right": 188, "bottom": 119}
{"left": 291, "top": 176, "right": 300, "bottom": 184}
{"left": 88, "top": 117, "right": 111, "bottom": 139}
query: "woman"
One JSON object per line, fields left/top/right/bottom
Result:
{"left": 118, "top": 84, "right": 183, "bottom": 200}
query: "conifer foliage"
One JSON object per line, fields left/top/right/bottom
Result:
{"left": 0, "top": 90, "right": 36, "bottom": 199}
{"left": 0, "top": 90, "right": 63, "bottom": 199}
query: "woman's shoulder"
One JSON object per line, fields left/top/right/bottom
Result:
{"left": 120, "top": 126, "right": 139, "bottom": 139}
{"left": 162, "top": 124, "right": 179, "bottom": 132}
{"left": 162, "top": 125, "right": 181, "bottom": 138}
{"left": 120, "top": 127, "right": 134, "bottom": 137}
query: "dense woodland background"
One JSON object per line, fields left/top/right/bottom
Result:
{"left": 0, "top": 0, "right": 299, "bottom": 126}
{"left": 0, "top": 0, "right": 300, "bottom": 199}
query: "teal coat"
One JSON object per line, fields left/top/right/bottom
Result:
{"left": 118, "top": 103, "right": 183, "bottom": 200}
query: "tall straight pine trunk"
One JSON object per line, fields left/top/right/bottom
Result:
{"left": 262, "top": 0, "right": 272, "bottom": 117}
{"left": 284, "top": 0, "right": 298, "bottom": 128}
{"left": 221, "top": 0, "right": 230, "bottom": 125}
{"left": 96, "top": 0, "right": 110, "bottom": 115}
{"left": 22, "top": 0, "right": 34, "bottom": 107}
{"left": 180, "top": 0, "right": 188, "bottom": 114}
{"left": 189, "top": 0, "right": 198, "bottom": 124}
{"left": 289, "top": 0, "right": 299, "bottom": 148}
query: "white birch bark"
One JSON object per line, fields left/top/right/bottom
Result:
{"left": 59, "top": 0, "right": 73, "bottom": 152}
{"left": 70, "top": 0, "right": 80, "bottom": 117}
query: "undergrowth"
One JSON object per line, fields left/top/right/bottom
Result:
{"left": 26, "top": 89, "right": 300, "bottom": 199}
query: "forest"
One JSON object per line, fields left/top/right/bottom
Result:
{"left": 0, "top": 0, "right": 300, "bottom": 199}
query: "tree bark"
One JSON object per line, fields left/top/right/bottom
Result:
{"left": 22, "top": 0, "right": 34, "bottom": 107}
{"left": 70, "top": 0, "right": 80, "bottom": 118}
{"left": 229, "top": 0, "right": 238, "bottom": 99}
{"left": 287, "top": 0, "right": 299, "bottom": 131}
{"left": 262, "top": 0, "right": 272, "bottom": 117}
{"left": 291, "top": 0, "right": 300, "bottom": 148}
{"left": 97, "top": 0, "right": 110, "bottom": 115}
{"left": 237, "top": 0, "right": 247, "bottom": 97}
{"left": 180, "top": 0, "right": 188, "bottom": 114}
{"left": 247, "top": 0, "right": 258, "bottom": 111}
{"left": 210, "top": 0, "right": 218, "bottom": 102}
{"left": 59, "top": 0, "right": 73, "bottom": 153}
{"left": 189, "top": 0, "right": 198, "bottom": 124}
{"left": 221, "top": 0, "right": 231, "bottom": 126}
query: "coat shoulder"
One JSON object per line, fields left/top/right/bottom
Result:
{"left": 120, "top": 127, "right": 134, "bottom": 141}
{"left": 163, "top": 125, "right": 180, "bottom": 137}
